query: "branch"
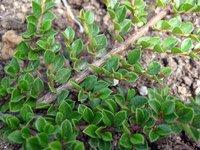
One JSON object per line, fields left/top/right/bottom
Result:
{"left": 37, "top": 5, "right": 171, "bottom": 104}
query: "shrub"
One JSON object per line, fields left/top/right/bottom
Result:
{"left": 0, "top": 0, "right": 200, "bottom": 149}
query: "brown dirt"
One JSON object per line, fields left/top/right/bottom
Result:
{"left": 0, "top": 0, "right": 200, "bottom": 149}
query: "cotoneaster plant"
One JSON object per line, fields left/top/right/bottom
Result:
{"left": 0, "top": 0, "right": 200, "bottom": 149}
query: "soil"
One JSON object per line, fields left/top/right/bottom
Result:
{"left": 0, "top": 0, "right": 200, "bottom": 149}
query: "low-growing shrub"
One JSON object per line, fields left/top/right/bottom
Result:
{"left": 0, "top": 0, "right": 200, "bottom": 149}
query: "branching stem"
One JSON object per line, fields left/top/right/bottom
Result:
{"left": 37, "top": 5, "right": 171, "bottom": 104}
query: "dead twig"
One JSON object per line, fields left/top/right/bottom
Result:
{"left": 37, "top": 5, "right": 171, "bottom": 104}
{"left": 62, "top": 0, "right": 84, "bottom": 33}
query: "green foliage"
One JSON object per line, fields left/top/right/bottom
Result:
{"left": 0, "top": 0, "right": 200, "bottom": 150}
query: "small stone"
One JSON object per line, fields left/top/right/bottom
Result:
{"left": 0, "top": 4, "right": 5, "bottom": 11}
{"left": 113, "top": 79, "right": 119, "bottom": 86}
{"left": 57, "top": 8, "right": 64, "bottom": 15}
{"left": 178, "top": 86, "right": 187, "bottom": 95}
{"left": 21, "top": 5, "right": 28, "bottom": 13}
{"left": 13, "top": 2, "right": 20, "bottom": 9}
{"left": 139, "top": 86, "right": 148, "bottom": 96}
{"left": 17, "top": 12, "right": 26, "bottom": 22}
{"left": 1, "top": 30, "right": 22, "bottom": 59}
{"left": 183, "top": 76, "right": 192, "bottom": 86}
{"left": 195, "top": 87, "right": 200, "bottom": 95}
{"left": 197, "top": 80, "right": 200, "bottom": 86}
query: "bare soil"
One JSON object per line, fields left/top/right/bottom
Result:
{"left": 0, "top": 0, "right": 200, "bottom": 149}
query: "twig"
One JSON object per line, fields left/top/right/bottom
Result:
{"left": 37, "top": 0, "right": 46, "bottom": 32}
{"left": 37, "top": 5, "right": 171, "bottom": 104}
{"left": 62, "top": 0, "right": 84, "bottom": 33}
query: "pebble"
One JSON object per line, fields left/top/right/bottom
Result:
{"left": 21, "top": 5, "right": 28, "bottom": 13}
{"left": 197, "top": 80, "right": 200, "bottom": 86}
{"left": 0, "top": 4, "right": 5, "bottom": 11}
{"left": 178, "top": 86, "right": 187, "bottom": 95}
{"left": 183, "top": 76, "right": 192, "bottom": 86}
{"left": 195, "top": 87, "right": 200, "bottom": 95}
{"left": 17, "top": 12, "right": 26, "bottom": 22}
{"left": 139, "top": 86, "right": 148, "bottom": 96}
{"left": 13, "top": 1, "right": 20, "bottom": 9}
{"left": 113, "top": 79, "right": 119, "bottom": 86}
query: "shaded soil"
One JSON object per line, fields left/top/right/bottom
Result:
{"left": 0, "top": 0, "right": 200, "bottom": 149}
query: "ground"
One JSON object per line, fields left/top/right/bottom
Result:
{"left": 0, "top": 0, "right": 200, "bottom": 149}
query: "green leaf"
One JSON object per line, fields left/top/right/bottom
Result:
{"left": 128, "top": 48, "right": 141, "bottom": 64}
{"left": 57, "top": 90, "right": 69, "bottom": 104}
{"left": 59, "top": 101, "right": 72, "bottom": 118}
{"left": 101, "top": 132, "right": 113, "bottom": 141}
{"left": 72, "top": 39, "right": 83, "bottom": 57}
{"left": 149, "top": 129, "right": 159, "bottom": 142}
{"left": 20, "top": 104, "right": 34, "bottom": 122}
{"left": 164, "top": 113, "right": 178, "bottom": 123}
{"left": 81, "top": 75, "right": 97, "bottom": 91}
{"left": 52, "top": 55, "right": 65, "bottom": 72}
{"left": 35, "top": 117, "right": 46, "bottom": 132}
{"left": 161, "top": 20, "right": 171, "bottom": 30}
{"left": 74, "top": 142, "right": 85, "bottom": 150}
{"left": 37, "top": 40, "right": 48, "bottom": 50}
{"left": 44, "top": 50, "right": 55, "bottom": 65}
{"left": 40, "top": 19, "right": 52, "bottom": 32}
{"left": 56, "top": 112, "right": 64, "bottom": 124}
{"left": 124, "top": 72, "right": 138, "bottom": 83}
{"left": 44, "top": 124, "right": 55, "bottom": 135}
{"left": 116, "top": 6, "right": 127, "bottom": 23}
{"left": 88, "top": 23, "right": 99, "bottom": 36}
{"left": 83, "top": 124, "right": 98, "bottom": 138}
{"left": 63, "top": 27, "right": 75, "bottom": 42}
{"left": 169, "top": 16, "right": 182, "bottom": 27}
{"left": 98, "top": 88, "right": 112, "bottom": 99}
{"left": 37, "top": 132, "right": 49, "bottom": 147}
{"left": 11, "top": 89, "right": 25, "bottom": 102}
{"left": 9, "top": 101, "right": 24, "bottom": 112}
{"left": 56, "top": 68, "right": 71, "bottom": 84}
{"left": 83, "top": 107, "right": 94, "bottom": 123}
{"left": 32, "top": 77, "right": 44, "bottom": 96}
{"left": 5, "top": 58, "right": 20, "bottom": 77}
{"left": 161, "top": 100, "right": 175, "bottom": 115}
{"left": 192, "top": 114, "right": 200, "bottom": 128}
{"left": 172, "top": 27, "right": 184, "bottom": 34}
{"left": 32, "top": 1, "right": 42, "bottom": 18}
{"left": 48, "top": 141, "right": 62, "bottom": 150}
{"left": 93, "top": 34, "right": 107, "bottom": 51}
{"left": 136, "top": 108, "right": 150, "bottom": 124}
{"left": 176, "top": 107, "right": 194, "bottom": 124}
{"left": 26, "top": 136, "right": 41, "bottom": 150}
{"left": 105, "top": 56, "right": 119, "bottom": 72}
{"left": 163, "top": 37, "right": 178, "bottom": 50}
{"left": 156, "top": 124, "right": 172, "bottom": 136}
{"left": 84, "top": 11, "right": 95, "bottom": 24}
{"left": 181, "top": 38, "right": 193, "bottom": 52}
{"left": 61, "top": 119, "right": 73, "bottom": 140}
{"left": 147, "top": 61, "right": 161, "bottom": 75}
{"left": 102, "top": 109, "right": 114, "bottom": 126}
{"left": 120, "top": 19, "right": 131, "bottom": 34}
{"left": 114, "top": 111, "right": 127, "bottom": 127}
{"left": 15, "top": 42, "right": 30, "bottom": 60}
{"left": 7, "top": 130, "right": 24, "bottom": 144}
{"left": 119, "top": 133, "right": 132, "bottom": 149}
{"left": 21, "top": 127, "right": 31, "bottom": 139}
{"left": 180, "top": 22, "right": 194, "bottom": 34}
{"left": 149, "top": 99, "right": 161, "bottom": 113}
{"left": 130, "top": 133, "right": 145, "bottom": 144}
{"left": 129, "top": 96, "right": 148, "bottom": 108}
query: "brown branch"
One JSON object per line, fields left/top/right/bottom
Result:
{"left": 37, "top": 0, "right": 46, "bottom": 32}
{"left": 37, "top": 5, "right": 171, "bottom": 104}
